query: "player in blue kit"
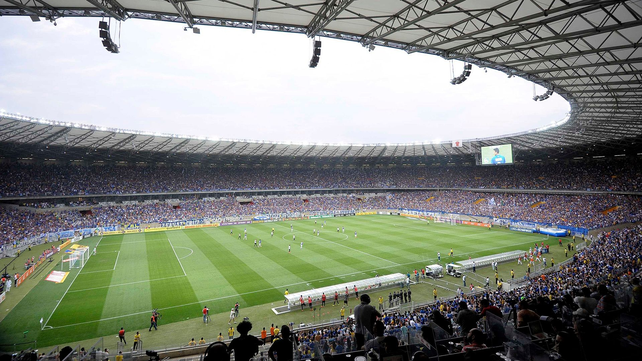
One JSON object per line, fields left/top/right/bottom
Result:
{"left": 491, "top": 147, "right": 506, "bottom": 164}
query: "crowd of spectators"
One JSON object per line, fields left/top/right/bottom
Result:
{"left": 2, "top": 190, "right": 641, "bottom": 247}
{"left": 0, "top": 160, "right": 641, "bottom": 197}
{"left": 260, "top": 225, "right": 642, "bottom": 360}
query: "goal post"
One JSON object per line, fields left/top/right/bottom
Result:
{"left": 63, "top": 246, "right": 89, "bottom": 271}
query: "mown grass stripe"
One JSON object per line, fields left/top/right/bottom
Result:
{"left": 146, "top": 232, "right": 200, "bottom": 324}
{"left": 185, "top": 229, "right": 282, "bottom": 312}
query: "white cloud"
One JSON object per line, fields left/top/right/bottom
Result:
{"left": 0, "top": 16, "right": 570, "bottom": 144}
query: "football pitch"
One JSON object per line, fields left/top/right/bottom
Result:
{"left": 0, "top": 215, "right": 548, "bottom": 349}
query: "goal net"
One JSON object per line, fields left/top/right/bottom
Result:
{"left": 63, "top": 246, "right": 89, "bottom": 270}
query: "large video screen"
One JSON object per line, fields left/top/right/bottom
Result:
{"left": 481, "top": 144, "right": 513, "bottom": 165}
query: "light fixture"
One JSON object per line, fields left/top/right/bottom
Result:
{"left": 533, "top": 87, "right": 554, "bottom": 101}
{"left": 309, "top": 40, "right": 322, "bottom": 68}
{"left": 98, "top": 20, "right": 119, "bottom": 54}
{"left": 450, "top": 63, "right": 472, "bottom": 85}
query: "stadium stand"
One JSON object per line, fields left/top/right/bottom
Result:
{"left": 0, "top": 162, "right": 641, "bottom": 197}
{"left": 1, "top": 190, "right": 642, "bottom": 248}
{"left": 2, "top": 0, "right": 642, "bottom": 360}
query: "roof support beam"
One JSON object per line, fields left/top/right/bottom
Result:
{"left": 88, "top": 133, "right": 115, "bottom": 151}
{"left": 66, "top": 130, "right": 95, "bottom": 149}
{"left": 337, "top": 145, "right": 352, "bottom": 158}
{"left": 307, "top": 0, "right": 355, "bottom": 37}
{"left": 361, "top": 0, "right": 465, "bottom": 47}
{"left": 186, "top": 140, "right": 208, "bottom": 154}
{"left": 132, "top": 136, "right": 155, "bottom": 153}
{"left": 259, "top": 144, "right": 277, "bottom": 158}
{"left": 0, "top": 120, "right": 20, "bottom": 132}
{"left": 492, "top": 44, "right": 636, "bottom": 68}
{"left": 86, "top": 0, "right": 127, "bottom": 21}
{"left": 109, "top": 134, "right": 137, "bottom": 151}
{"left": 0, "top": 123, "right": 37, "bottom": 142}
{"left": 543, "top": 70, "right": 642, "bottom": 81}
{"left": 36, "top": 127, "right": 71, "bottom": 146}
{"left": 463, "top": 19, "right": 642, "bottom": 57}
{"left": 167, "top": 139, "right": 191, "bottom": 154}
{"left": 528, "top": 57, "right": 642, "bottom": 75}
{"left": 13, "top": 125, "right": 53, "bottom": 143}
{"left": 252, "top": 0, "right": 259, "bottom": 34}
{"left": 407, "top": 0, "right": 617, "bottom": 53}
{"left": 167, "top": 0, "right": 194, "bottom": 28}
{"left": 148, "top": 138, "right": 173, "bottom": 153}
{"left": 5, "top": 0, "right": 47, "bottom": 18}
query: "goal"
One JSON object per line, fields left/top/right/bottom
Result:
{"left": 63, "top": 246, "right": 89, "bottom": 270}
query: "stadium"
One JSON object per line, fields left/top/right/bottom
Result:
{"left": 1, "top": 1, "right": 642, "bottom": 361}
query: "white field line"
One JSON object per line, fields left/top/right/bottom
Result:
{"left": 113, "top": 251, "right": 120, "bottom": 271}
{"left": 82, "top": 269, "right": 113, "bottom": 274}
{"left": 81, "top": 250, "right": 120, "bottom": 274}
{"left": 67, "top": 275, "right": 186, "bottom": 293}
{"left": 174, "top": 246, "right": 194, "bottom": 260}
{"left": 101, "top": 239, "right": 168, "bottom": 245}
{"left": 42, "top": 236, "right": 102, "bottom": 330}
{"left": 44, "top": 229, "right": 536, "bottom": 330}
{"left": 168, "top": 238, "right": 187, "bottom": 276}
{"left": 275, "top": 224, "right": 399, "bottom": 266}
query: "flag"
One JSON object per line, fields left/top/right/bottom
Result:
{"left": 452, "top": 140, "right": 463, "bottom": 147}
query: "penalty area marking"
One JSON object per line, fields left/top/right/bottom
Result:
{"left": 44, "top": 236, "right": 537, "bottom": 330}
{"left": 174, "top": 246, "right": 194, "bottom": 260}
{"left": 42, "top": 236, "right": 102, "bottom": 330}
{"left": 113, "top": 251, "right": 120, "bottom": 271}
{"left": 67, "top": 275, "right": 187, "bottom": 293}
{"left": 168, "top": 238, "right": 187, "bottom": 276}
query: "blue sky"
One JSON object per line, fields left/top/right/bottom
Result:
{"left": 0, "top": 16, "right": 570, "bottom": 144}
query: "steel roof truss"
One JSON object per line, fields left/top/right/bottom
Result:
{"left": 4, "top": 0, "right": 57, "bottom": 19}
{"left": 167, "top": 0, "right": 195, "bottom": 28}
{"left": 408, "top": 0, "right": 617, "bottom": 53}
{"left": 86, "top": 0, "right": 127, "bottom": 21}
{"left": 360, "top": 0, "right": 466, "bottom": 47}
{"left": 35, "top": 127, "right": 71, "bottom": 146}
{"left": 167, "top": 138, "right": 191, "bottom": 154}
{"left": 148, "top": 137, "right": 173, "bottom": 153}
{"left": 307, "top": 0, "right": 356, "bottom": 37}
{"left": 109, "top": 134, "right": 137, "bottom": 151}
{"left": 0, "top": 123, "right": 37, "bottom": 142}
{"left": 132, "top": 136, "right": 155, "bottom": 153}
{"left": 12, "top": 125, "right": 53, "bottom": 143}
{"left": 66, "top": 130, "right": 95, "bottom": 149}
{"left": 88, "top": 133, "right": 115, "bottom": 150}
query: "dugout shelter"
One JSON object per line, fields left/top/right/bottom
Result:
{"left": 283, "top": 273, "right": 406, "bottom": 309}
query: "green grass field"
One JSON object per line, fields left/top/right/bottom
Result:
{"left": 0, "top": 215, "right": 565, "bottom": 351}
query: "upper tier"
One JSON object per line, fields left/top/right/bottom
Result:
{"left": 1, "top": 161, "right": 641, "bottom": 198}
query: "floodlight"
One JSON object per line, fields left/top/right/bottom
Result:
{"left": 30, "top": 15, "right": 40, "bottom": 22}
{"left": 193, "top": 27, "right": 200, "bottom": 34}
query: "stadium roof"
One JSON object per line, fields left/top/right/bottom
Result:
{"left": 1, "top": 0, "right": 641, "bottom": 164}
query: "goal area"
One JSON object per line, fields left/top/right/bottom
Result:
{"left": 62, "top": 246, "right": 89, "bottom": 271}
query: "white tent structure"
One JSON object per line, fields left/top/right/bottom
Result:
{"left": 457, "top": 250, "right": 524, "bottom": 270}
{"left": 284, "top": 273, "right": 407, "bottom": 308}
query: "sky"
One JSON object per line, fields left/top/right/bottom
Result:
{"left": 0, "top": 16, "right": 570, "bottom": 145}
